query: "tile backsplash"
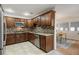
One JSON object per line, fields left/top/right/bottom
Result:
{"left": 32, "top": 26, "right": 54, "bottom": 34}
{"left": 7, "top": 26, "right": 54, "bottom": 34}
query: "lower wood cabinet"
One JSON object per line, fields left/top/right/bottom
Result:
{"left": 6, "top": 33, "right": 27, "bottom": 45}
{"left": 25, "top": 33, "right": 28, "bottom": 41}
{"left": 15, "top": 33, "right": 25, "bottom": 43}
{"left": 6, "top": 33, "right": 54, "bottom": 53}
{"left": 40, "top": 35, "right": 54, "bottom": 52}
{"left": 6, "top": 34, "right": 15, "bottom": 45}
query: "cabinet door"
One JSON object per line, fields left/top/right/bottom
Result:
{"left": 6, "top": 17, "right": 15, "bottom": 28}
{"left": 15, "top": 34, "right": 24, "bottom": 43}
{"left": 25, "top": 19, "right": 28, "bottom": 27}
{"left": 47, "top": 11, "right": 55, "bottom": 26}
{"left": 33, "top": 18, "right": 37, "bottom": 24}
{"left": 25, "top": 33, "right": 28, "bottom": 41}
{"left": 45, "top": 12, "right": 52, "bottom": 26}
{"left": 28, "top": 33, "right": 35, "bottom": 44}
{"left": 6, "top": 34, "right": 15, "bottom": 45}
{"left": 40, "top": 36, "right": 46, "bottom": 51}
{"left": 15, "top": 34, "right": 20, "bottom": 43}
{"left": 42, "top": 11, "right": 53, "bottom": 26}
{"left": 40, "top": 35, "right": 54, "bottom": 52}
{"left": 40, "top": 15, "right": 46, "bottom": 26}
{"left": 15, "top": 18, "right": 21, "bottom": 22}
{"left": 27, "top": 20, "right": 33, "bottom": 27}
{"left": 36, "top": 16, "right": 41, "bottom": 26}
{"left": 20, "top": 19, "right": 25, "bottom": 22}
{"left": 20, "top": 33, "right": 26, "bottom": 42}
{"left": 40, "top": 11, "right": 55, "bottom": 26}
{"left": 46, "top": 36, "right": 54, "bottom": 52}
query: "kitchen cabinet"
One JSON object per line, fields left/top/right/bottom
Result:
{"left": 32, "top": 18, "right": 37, "bottom": 24}
{"left": 15, "top": 18, "right": 26, "bottom": 22}
{"left": 33, "top": 16, "right": 41, "bottom": 26}
{"left": 40, "top": 14, "right": 46, "bottom": 26}
{"left": 36, "top": 16, "right": 41, "bottom": 26}
{"left": 20, "top": 19, "right": 26, "bottom": 22}
{"left": 45, "top": 11, "right": 53, "bottom": 26}
{"left": 25, "top": 33, "right": 28, "bottom": 41}
{"left": 6, "top": 34, "right": 15, "bottom": 45}
{"left": 15, "top": 18, "right": 20, "bottom": 22}
{"left": 28, "top": 33, "right": 35, "bottom": 44}
{"left": 26, "top": 20, "right": 34, "bottom": 27}
{"left": 25, "top": 19, "right": 28, "bottom": 27}
{"left": 6, "top": 33, "right": 27, "bottom": 45}
{"left": 15, "top": 33, "right": 26, "bottom": 43}
{"left": 31, "top": 10, "right": 55, "bottom": 27}
{"left": 40, "top": 35, "right": 54, "bottom": 52}
{"left": 40, "top": 11, "right": 55, "bottom": 26}
{"left": 5, "top": 16, "right": 15, "bottom": 28}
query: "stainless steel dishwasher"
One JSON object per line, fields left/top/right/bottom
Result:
{"left": 34, "top": 34, "right": 40, "bottom": 48}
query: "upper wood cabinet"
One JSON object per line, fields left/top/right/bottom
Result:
{"left": 45, "top": 11, "right": 53, "bottom": 26}
{"left": 33, "top": 18, "right": 37, "bottom": 24}
{"left": 40, "top": 14, "right": 46, "bottom": 26}
{"left": 15, "top": 18, "right": 26, "bottom": 22}
{"left": 5, "top": 16, "right": 16, "bottom": 28}
{"left": 40, "top": 11, "right": 55, "bottom": 26}
{"left": 32, "top": 10, "right": 55, "bottom": 27}
{"left": 33, "top": 16, "right": 41, "bottom": 26}
{"left": 36, "top": 16, "right": 41, "bottom": 26}
{"left": 27, "top": 19, "right": 34, "bottom": 27}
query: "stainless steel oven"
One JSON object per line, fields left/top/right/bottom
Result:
{"left": 34, "top": 34, "right": 40, "bottom": 48}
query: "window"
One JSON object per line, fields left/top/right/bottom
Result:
{"left": 60, "top": 27, "right": 63, "bottom": 31}
{"left": 65, "top": 28, "right": 68, "bottom": 31}
{"left": 70, "top": 27, "right": 75, "bottom": 31}
{"left": 59, "top": 22, "right": 69, "bottom": 31}
{"left": 77, "top": 27, "right": 79, "bottom": 31}
{"left": 70, "top": 22, "right": 79, "bottom": 31}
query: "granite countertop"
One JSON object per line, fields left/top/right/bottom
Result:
{"left": 6, "top": 31, "right": 54, "bottom": 36}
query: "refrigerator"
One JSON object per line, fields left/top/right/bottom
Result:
{"left": 0, "top": 5, "right": 5, "bottom": 55}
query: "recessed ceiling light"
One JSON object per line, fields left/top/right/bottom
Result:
{"left": 5, "top": 8, "right": 14, "bottom": 13}
{"left": 24, "top": 12, "right": 31, "bottom": 16}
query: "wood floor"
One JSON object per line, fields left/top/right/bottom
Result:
{"left": 57, "top": 41, "right": 79, "bottom": 55}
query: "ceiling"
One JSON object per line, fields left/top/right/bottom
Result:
{"left": 55, "top": 4, "right": 79, "bottom": 20}
{"left": 2, "top": 4, "right": 79, "bottom": 20}
{"left": 2, "top": 4, "right": 55, "bottom": 19}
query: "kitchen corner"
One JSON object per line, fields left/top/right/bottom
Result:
{"left": 5, "top": 10, "right": 55, "bottom": 53}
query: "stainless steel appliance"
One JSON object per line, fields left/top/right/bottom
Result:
{"left": 0, "top": 5, "right": 4, "bottom": 55}
{"left": 34, "top": 34, "right": 40, "bottom": 48}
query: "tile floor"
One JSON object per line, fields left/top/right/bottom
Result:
{"left": 4, "top": 41, "right": 63, "bottom": 55}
